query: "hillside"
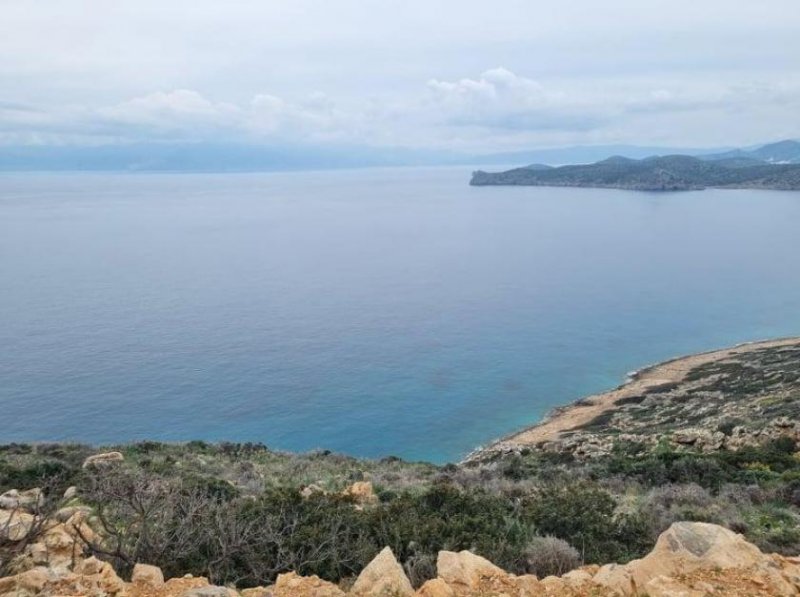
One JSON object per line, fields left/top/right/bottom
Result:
{"left": 470, "top": 152, "right": 800, "bottom": 191}
{"left": 3, "top": 338, "right": 800, "bottom": 595}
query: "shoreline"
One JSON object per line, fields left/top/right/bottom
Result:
{"left": 464, "top": 336, "right": 800, "bottom": 462}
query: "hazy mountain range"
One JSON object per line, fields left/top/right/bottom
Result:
{"left": 0, "top": 140, "right": 798, "bottom": 173}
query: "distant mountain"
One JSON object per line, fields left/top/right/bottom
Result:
{"left": 469, "top": 144, "right": 731, "bottom": 166}
{"left": 470, "top": 153, "right": 800, "bottom": 191}
{"left": 0, "top": 138, "right": 797, "bottom": 173}
{"left": 702, "top": 140, "right": 800, "bottom": 165}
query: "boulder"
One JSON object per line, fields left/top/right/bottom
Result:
{"left": 0, "top": 489, "right": 44, "bottom": 511}
{"left": 182, "top": 587, "right": 238, "bottom": 597}
{"left": 132, "top": 562, "right": 165, "bottom": 588}
{"left": 241, "top": 587, "right": 274, "bottom": 597}
{"left": 300, "top": 484, "right": 325, "bottom": 499}
{"left": 594, "top": 522, "right": 799, "bottom": 596}
{"left": 273, "top": 572, "right": 345, "bottom": 597}
{"left": 350, "top": 547, "right": 413, "bottom": 597}
{"left": 63, "top": 486, "right": 78, "bottom": 501}
{"left": 0, "top": 567, "right": 51, "bottom": 596}
{"left": 54, "top": 505, "right": 92, "bottom": 522}
{"left": 436, "top": 550, "right": 505, "bottom": 588}
{"left": 644, "top": 575, "right": 708, "bottom": 597}
{"left": 0, "top": 509, "right": 34, "bottom": 541}
{"left": 342, "top": 481, "right": 379, "bottom": 508}
{"left": 82, "top": 451, "right": 125, "bottom": 468}
{"left": 415, "top": 578, "right": 455, "bottom": 597}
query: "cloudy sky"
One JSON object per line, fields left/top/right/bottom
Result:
{"left": 2, "top": 0, "right": 800, "bottom": 152}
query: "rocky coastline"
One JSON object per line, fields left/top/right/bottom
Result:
{"left": 467, "top": 337, "right": 800, "bottom": 463}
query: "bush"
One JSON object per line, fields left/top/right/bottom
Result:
{"left": 521, "top": 536, "right": 581, "bottom": 577}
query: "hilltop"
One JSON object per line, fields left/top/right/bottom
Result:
{"left": 3, "top": 338, "right": 800, "bottom": 595}
{"left": 470, "top": 140, "right": 800, "bottom": 191}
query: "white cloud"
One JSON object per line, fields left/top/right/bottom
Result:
{"left": 1, "top": 68, "right": 799, "bottom": 151}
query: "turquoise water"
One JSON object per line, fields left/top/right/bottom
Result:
{"left": 2, "top": 168, "right": 800, "bottom": 463}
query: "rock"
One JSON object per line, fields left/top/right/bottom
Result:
{"left": 0, "top": 567, "right": 51, "bottom": 596}
{"left": 63, "top": 486, "right": 78, "bottom": 500}
{"left": 645, "top": 575, "right": 708, "bottom": 597}
{"left": 54, "top": 505, "right": 92, "bottom": 522}
{"left": 415, "top": 578, "right": 455, "bottom": 597}
{"left": 436, "top": 550, "right": 505, "bottom": 588}
{"left": 132, "top": 562, "right": 165, "bottom": 588}
{"left": 539, "top": 575, "right": 568, "bottom": 592}
{"left": 342, "top": 481, "right": 379, "bottom": 508}
{"left": 300, "top": 484, "right": 325, "bottom": 499}
{"left": 0, "top": 509, "right": 34, "bottom": 541}
{"left": 182, "top": 586, "right": 238, "bottom": 597}
{"left": 241, "top": 587, "right": 273, "bottom": 597}
{"left": 562, "top": 568, "right": 593, "bottom": 586}
{"left": 350, "top": 546, "right": 414, "bottom": 597}
{"left": 273, "top": 572, "right": 345, "bottom": 597}
{"left": 0, "top": 488, "right": 44, "bottom": 511}
{"left": 594, "top": 522, "right": 799, "bottom": 596}
{"left": 82, "top": 451, "right": 124, "bottom": 468}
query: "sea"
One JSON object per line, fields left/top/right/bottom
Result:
{"left": 2, "top": 167, "right": 800, "bottom": 463}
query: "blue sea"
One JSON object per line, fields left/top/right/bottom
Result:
{"left": 2, "top": 168, "right": 800, "bottom": 463}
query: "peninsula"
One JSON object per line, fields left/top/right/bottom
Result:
{"left": 470, "top": 140, "right": 800, "bottom": 191}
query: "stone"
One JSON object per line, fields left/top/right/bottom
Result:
{"left": 0, "top": 567, "right": 50, "bottom": 595}
{"left": 0, "top": 488, "right": 44, "bottom": 511}
{"left": 300, "top": 484, "right": 325, "bottom": 499}
{"left": 350, "top": 546, "right": 414, "bottom": 597}
{"left": 645, "top": 575, "right": 708, "bottom": 597}
{"left": 273, "top": 572, "right": 345, "bottom": 597}
{"left": 561, "top": 568, "right": 593, "bottom": 586}
{"left": 0, "top": 509, "right": 34, "bottom": 541}
{"left": 182, "top": 587, "right": 238, "bottom": 597}
{"left": 341, "top": 481, "right": 379, "bottom": 508}
{"left": 82, "top": 451, "right": 125, "bottom": 468}
{"left": 436, "top": 550, "right": 505, "bottom": 588}
{"left": 54, "top": 505, "right": 92, "bottom": 522}
{"left": 132, "top": 562, "right": 165, "bottom": 587}
{"left": 593, "top": 522, "right": 799, "bottom": 596}
{"left": 241, "top": 587, "right": 273, "bottom": 597}
{"left": 63, "top": 486, "right": 78, "bottom": 500}
{"left": 415, "top": 578, "right": 455, "bottom": 597}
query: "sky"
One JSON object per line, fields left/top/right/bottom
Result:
{"left": 2, "top": 0, "right": 800, "bottom": 154}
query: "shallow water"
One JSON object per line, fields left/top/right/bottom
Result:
{"left": 2, "top": 168, "right": 800, "bottom": 463}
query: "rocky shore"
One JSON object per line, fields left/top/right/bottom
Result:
{"left": 468, "top": 337, "right": 800, "bottom": 463}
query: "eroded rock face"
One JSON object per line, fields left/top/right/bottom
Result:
{"left": 350, "top": 546, "right": 414, "bottom": 597}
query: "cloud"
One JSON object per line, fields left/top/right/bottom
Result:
{"left": 1, "top": 67, "right": 799, "bottom": 150}
{"left": 426, "top": 68, "right": 608, "bottom": 131}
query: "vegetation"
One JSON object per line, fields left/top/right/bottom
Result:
{"left": 4, "top": 434, "right": 800, "bottom": 588}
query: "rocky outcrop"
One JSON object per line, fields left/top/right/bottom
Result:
{"left": 274, "top": 572, "right": 344, "bottom": 597}
{"left": 592, "top": 521, "right": 800, "bottom": 596}
{"left": 350, "top": 547, "right": 413, "bottom": 596}
{"left": 82, "top": 451, "right": 125, "bottom": 468}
